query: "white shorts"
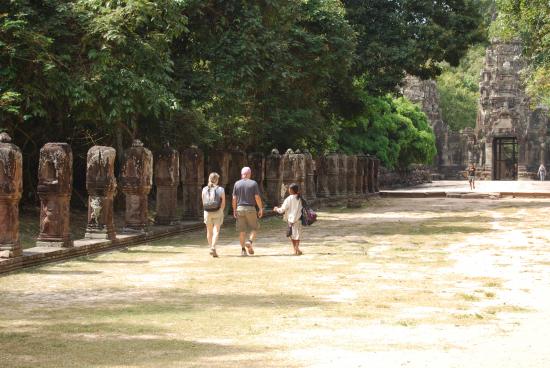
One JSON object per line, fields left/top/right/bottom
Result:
{"left": 289, "top": 221, "right": 302, "bottom": 240}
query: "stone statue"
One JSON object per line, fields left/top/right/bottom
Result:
{"left": 37, "top": 142, "right": 73, "bottom": 247}
{"left": 0, "top": 133, "right": 23, "bottom": 258}
{"left": 85, "top": 146, "right": 117, "bottom": 239}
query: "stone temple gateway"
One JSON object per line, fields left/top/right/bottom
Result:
{"left": 403, "top": 39, "right": 549, "bottom": 180}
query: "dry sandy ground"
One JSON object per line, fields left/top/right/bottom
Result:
{"left": 1, "top": 197, "right": 550, "bottom": 367}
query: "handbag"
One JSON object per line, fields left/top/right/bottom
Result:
{"left": 300, "top": 198, "right": 317, "bottom": 226}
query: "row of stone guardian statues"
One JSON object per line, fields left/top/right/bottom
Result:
{"left": 0, "top": 133, "right": 380, "bottom": 259}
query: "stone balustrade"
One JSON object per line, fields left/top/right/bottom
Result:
{"left": 0, "top": 139, "right": 380, "bottom": 261}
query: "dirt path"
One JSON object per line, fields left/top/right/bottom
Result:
{"left": 1, "top": 198, "right": 550, "bottom": 367}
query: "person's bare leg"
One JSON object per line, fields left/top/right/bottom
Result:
{"left": 212, "top": 224, "right": 221, "bottom": 249}
{"left": 206, "top": 223, "right": 213, "bottom": 248}
{"left": 239, "top": 232, "right": 246, "bottom": 248}
{"left": 245, "top": 230, "right": 256, "bottom": 255}
{"left": 293, "top": 240, "right": 302, "bottom": 255}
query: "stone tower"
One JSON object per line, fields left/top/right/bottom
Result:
{"left": 477, "top": 39, "right": 549, "bottom": 180}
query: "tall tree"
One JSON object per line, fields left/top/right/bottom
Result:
{"left": 342, "top": 0, "right": 484, "bottom": 94}
{"left": 493, "top": 0, "right": 550, "bottom": 105}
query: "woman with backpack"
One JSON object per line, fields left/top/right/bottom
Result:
{"left": 202, "top": 172, "right": 225, "bottom": 257}
{"left": 273, "top": 183, "right": 304, "bottom": 256}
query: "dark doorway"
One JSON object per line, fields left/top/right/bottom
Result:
{"left": 493, "top": 137, "right": 518, "bottom": 180}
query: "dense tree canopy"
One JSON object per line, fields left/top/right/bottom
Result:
{"left": 343, "top": 0, "right": 484, "bottom": 95}
{"left": 436, "top": 45, "right": 486, "bottom": 131}
{"left": 0, "top": 0, "right": 485, "bottom": 196}
{"left": 493, "top": 0, "right": 550, "bottom": 106}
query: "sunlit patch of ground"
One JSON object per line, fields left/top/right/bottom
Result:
{"left": 2, "top": 198, "right": 550, "bottom": 367}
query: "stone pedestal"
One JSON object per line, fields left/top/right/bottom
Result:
{"left": 181, "top": 146, "right": 204, "bottom": 220}
{"left": 0, "top": 133, "right": 23, "bottom": 258}
{"left": 120, "top": 140, "right": 153, "bottom": 232}
{"left": 315, "top": 154, "right": 329, "bottom": 198}
{"left": 37, "top": 143, "right": 73, "bottom": 247}
{"left": 347, "top": 155, "right": 357, "bottom": 196}
{"left": 304, "top": 150, "right": 316, "bottom": 202}
{"left": 265, "top": 149, "right": 283, "bottom": 207}
{"left": 155, "top": 143, "right": 179, "bottom": 225}
{"left": 85, "top": 146, "right": 117, "bottom": 240}
{"left": 327, "top": 153, "right": 339, "bottom": 197}
{"left": 338, "top": 154, "right": 348, "bottom": 196}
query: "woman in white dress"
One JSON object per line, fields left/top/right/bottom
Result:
{"left": 274, "top": 183, "right": 304, "bottom": 255}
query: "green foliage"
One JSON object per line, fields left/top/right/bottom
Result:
{"left": 342, "top": 0, "right": 485, "bottom": 95}
{"left": 0, "top": 0, "right": 483, "bottom": 200}
{"left": 338, "top": 90, "right": 436, "bottom": 169}
{"left": 436, "top": 45, "right": 486, "bottom": 131}
{"left": 172, "top": 0, "right": 356, "bottom": 152}
{"left": 492, "top": 0, "right": 550, "bottom": 106}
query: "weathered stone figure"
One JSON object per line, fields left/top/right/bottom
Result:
{"left": 373, "top": 157, "right": 380, "bottom": 192}
{"left": 367, "top": 156, "right": 375, "bottom": 193}
{"left": 265, "top": 149, "right": 283, "bottom": 207}
{"left": 181, "top": 146, "right": 204, "bottom": 220}
{"left": 303, "top": 150, "right": 316, "bottom": 201}
{"left": 37, "top": 142, "right": 73, "bottom": 247}
{"left": 338, "top": 153, "right": 348, "bottom": 196}
{"left": 155, "top": 143, "right": 179, "bottom": 225}
{"left": 0, "top": 133, "right": 23, "bottom": 258}
{"left": 85, "top": 146, "right": 117, "bottom": 240}
{"left": 346, "top": 155, "right": 357, "bottom": 195}
{"left": 120, "top": 139, "right": 153, "bottom": 232}
{"left": 327, "top": 152, "right": 339, "bottom": 196}
{"left": 315, "top": 154, "right": 329, "bottom": 198}
{"left": 356, "top": 154, "right": 366, "bottom": 195}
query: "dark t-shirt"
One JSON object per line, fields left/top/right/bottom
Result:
{"left": 468, "top": 167, "right": 476, "bottom": 176}
{"left": 232, "top": 179, "right": 260, "bottom": 207}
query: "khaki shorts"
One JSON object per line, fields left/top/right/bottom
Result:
{"left": 236, "top": 206, "right": 259, "bottom": 233}
{"left": 204, "top": 209, "right": 224, "bottom": 226}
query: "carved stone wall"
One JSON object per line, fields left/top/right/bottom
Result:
{"left": 155, "top": 143, "right": 179, "bottom": 225}
{"left": 0, "top": 133, "right": 23, "bottom": 257}
{"left": 402, "top": 75, "right": 473, "bottom": 177}
{"left": 477, "top": 39, "right": 550, "bottom": 179}
{"left": 85, "top": 146, "right": 117, "bottom": 240}
{"left": 37, "top": 143, "right": 73, "bottom": 247}
{"left": 120, "top": 140, "right": 153, "bottom": 231}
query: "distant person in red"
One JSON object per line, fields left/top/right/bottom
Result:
{"left": 467, "top": 164, "right": 476, "bottom": 190}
